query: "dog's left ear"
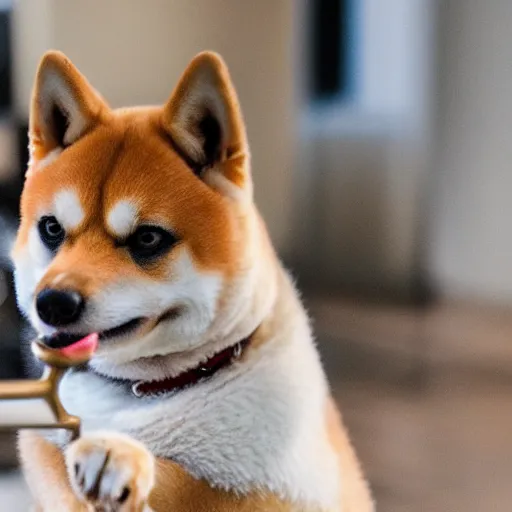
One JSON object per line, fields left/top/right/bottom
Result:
{"left": 162, "top": 52, "right": 250, "bottom": 197}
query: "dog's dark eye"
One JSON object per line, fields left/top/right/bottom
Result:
{"left": 38, "top": 216, "right": 65, "bottom": 250}
{"left": 126, "top": 226, "right": 177, "bottom": 263}
{"left": 137, "top": 230, "right": 162, "bottom": 249}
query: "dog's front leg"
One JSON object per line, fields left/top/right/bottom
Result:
{"left": 65, "top": 431, "right": 155, "bottom": 512}
{"left": 19, "top": 430, "right": 88, "bottom": 511}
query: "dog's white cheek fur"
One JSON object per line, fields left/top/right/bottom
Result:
{"left": 88, "top": 248, "right": 223, "bottom": 367}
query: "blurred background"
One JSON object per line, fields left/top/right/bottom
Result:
{"left": 1, "top": 0, "right": 512, "bottom": 510}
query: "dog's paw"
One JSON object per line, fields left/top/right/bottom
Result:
{"left": 65, "top": 432, "right": 155, "bottom": 511}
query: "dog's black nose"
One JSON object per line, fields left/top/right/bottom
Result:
{"left": 36, "top": 289, "right": 85, "bottom": 327}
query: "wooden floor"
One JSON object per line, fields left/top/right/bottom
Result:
{"left": 2, "top": 298, "right": 512, "bottom": 511}
{"left": 311, "top": 297, "right": 512, "bottom": 512}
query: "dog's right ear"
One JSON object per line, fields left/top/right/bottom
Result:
{"left": 29, "top": 51, "right": 108, "bottom": 164}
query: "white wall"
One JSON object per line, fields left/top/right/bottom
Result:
{"left": 12, "top": 0, "right": 297, "bottom": 254}
{"left": 428, "top": 0, "right": 512, "bottom": 303}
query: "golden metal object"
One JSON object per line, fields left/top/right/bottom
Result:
{"left": 0, "top": 339, "right": 92, "bottom": 440}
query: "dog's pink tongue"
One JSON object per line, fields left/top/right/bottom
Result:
{"left": 58, "top": 333, "right": 99, "bottom": 359}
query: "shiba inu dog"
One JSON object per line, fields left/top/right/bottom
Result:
{"left": 11, "top": 50, "right": 374, "bottom": 511}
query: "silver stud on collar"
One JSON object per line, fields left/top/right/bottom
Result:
{"left": 131, "top": 381, "right": 144, "bottom": 398}
{"left": 232, "top": 342, "right": 242, "bottom": 359}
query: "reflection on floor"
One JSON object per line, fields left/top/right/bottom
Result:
{"left": 311, "top": 297, "right": 512, "bottom": 512}
{"left": 2, "top": 298, "right": 512, "bottom": 511}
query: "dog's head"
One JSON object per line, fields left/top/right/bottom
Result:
{"left": 12, "top": 51, "right": 268, "bottom": 373}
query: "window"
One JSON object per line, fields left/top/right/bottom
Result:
{"left": 306, "top": 0, "right": 430, "bottom": 133}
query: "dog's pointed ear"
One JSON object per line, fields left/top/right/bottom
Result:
{"left": 162, "top": 52, "right": 250, "bottom": 197}
{"left": 29, "top": 51, "right": 108, "bottom": 163}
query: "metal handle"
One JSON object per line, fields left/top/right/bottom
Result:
{"left": 0, "top": 339, "right": 92, "bottom": 439}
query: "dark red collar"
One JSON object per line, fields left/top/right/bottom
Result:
{"left": 130, "top": 334, "right": 253, "bottom": 398}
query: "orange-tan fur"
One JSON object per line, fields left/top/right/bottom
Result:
{"left": 13, "top": 50, "right": 374, "bottom": 511}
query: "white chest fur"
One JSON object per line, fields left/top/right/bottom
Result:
{"left": 59, "top": 332, "right": 340, "bottom": 510}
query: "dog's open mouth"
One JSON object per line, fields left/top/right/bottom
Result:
{"left": 38, "top": 308, "right": 180, "bottom": 362}
{"left": 41, "top": 317, "right": 144, "bottom": 353}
